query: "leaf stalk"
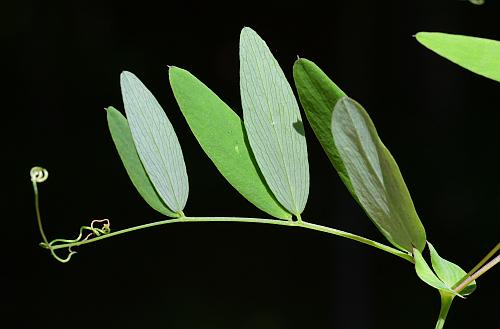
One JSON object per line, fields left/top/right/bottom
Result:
{"left": 46, "top": 216, "right": 414, "bottom": 263}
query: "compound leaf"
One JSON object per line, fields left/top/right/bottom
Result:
{"left": 331, "top": 97, "right": 426, "bottom": 252}
{"left": 106, "top": 106, "right": 176, "bottom": 217}
{"left": 240, "top": 27, "right": 309, "bottom": 216}
{"left": 121, "top": 71, "right": 189, "bottom": 214}
{"left": 416, "top": 32, "right": 500, "bottom": 83}
{"left": 169, "top": 66, "right": 291, "bottom": 220}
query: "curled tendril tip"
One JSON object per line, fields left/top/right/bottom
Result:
{"left": 31, "top": 166, "right": 48, "bottom": 183}
{"left": 31, "top": 166, "right": 112, "bottom": 263}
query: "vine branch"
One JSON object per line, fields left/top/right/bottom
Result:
{"left": 30, "top": 167, "right": 413, "bottom": 263}
{"left": 48, "top": 216, "right": 414, "bottom": 262}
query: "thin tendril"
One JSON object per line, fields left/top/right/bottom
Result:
{"left": 46, "top": 220, "right": 111, "bottom": 262}
{"left": 30, "top": 166, "right": 112, "bottom": 263}
{"left": 31, "top": 167, "right": 49, "bottom": 246}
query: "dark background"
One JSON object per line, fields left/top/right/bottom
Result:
{"left": 4, "top": 0, "right": 499, "bottom": 328}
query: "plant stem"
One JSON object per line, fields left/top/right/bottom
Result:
{"left": 435, "top": 292, "right": 454, "bottom": 329}
{"left": 454, "top": 253, "right": 500, "bottom": 294}
{"left": 432, "top": 244, "right": 499, "bottom": 329}
{"left": 298, "top": 221, "right": 413, "bottom": 262}
{"left": 49, "top": 216, "right": 414, "bottom": 262}
{"left": 452, "top": 242, "right": 499, "bottom": 290}
{"left": 466, "top": 242, "right": 499, "bottom": 276}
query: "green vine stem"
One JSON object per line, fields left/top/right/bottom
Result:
{"left": 30, "top": 167, "right": 413, "bottom": 263}
{"left": 453, "top": 242, "right": 499, "bottom": 292}
{"left": 455, "top": 253, "right": 500, "bottom": 294}
{"left": 435, "top": 292, "right": 454, "bottom": 329}
{"left": 48, "top": 216, "right": 414, "bottom": 263}
{"left": 467, "top": 242, "right": 499, "bottom": 276}
{"left": 432, "top": 242, "right": 500, "bottom": 328}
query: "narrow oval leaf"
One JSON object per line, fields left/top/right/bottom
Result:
{"left": 414, "top": 248, "right": 459, "bottom": 296}
{"left": 121, "top": 71, "right": 189, "bottom": 213}
{"left": 331, "top": 97, "right": 426, "bottom": 252}
{"left": 416, "top": 32, "right": 500, "bottom": 83}
{"left": 428, "top": 243, "right": 477, "bottom": 296}
{"left": 240, "top": 27, "right": 309, "bottom": 216}
{"left": 106, "top": 107, "right": 177, "bottom": 217}
{"left": 293, "top": 58, "right": 356, "bottom": 197}
{"left": 169, "top": 67, "right": 291, "bottom": 220}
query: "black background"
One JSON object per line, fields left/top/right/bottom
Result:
{"left": 4, "top": 0, "right": 499, "bottom": 328}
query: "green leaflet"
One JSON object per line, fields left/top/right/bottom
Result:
{"left": 121, "top": 71, "right": 189, "bottom": 214}
{"left": 293, "top": 58, "right": 355, "bottom": 197}
{"left": 416, "top": 32, "right": 500, "bottom": 83}
{"left": 106, "top": 107, "right": 176, "bottom": 217}
{"left": 240, "top": 27, "right": 310, "bottom": 216}
{"left": 168, "top": 67, "right": 291, "bottom": 220}
{"left": 331, "top": 97, "right": 426, "bottom": 252}
{"left": 428, "top": 243, "right": 476, "bottom": 296}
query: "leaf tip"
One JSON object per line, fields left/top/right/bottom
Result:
{"left": 334, "top": 95, "right": 352, "bottom": 111}
{"left": 120, "top": 70, "right": 133, "bottom": 78}
{"left": 168, "top": 65, "right": 182, "bottom": 75}
{"left": 120, "top": 71, "right": 139, "bottom": 89}
{"left": 240, "top": 26, "right": 258, "bottom": 40}
{"left": 414, "top": 32, "right": 431, "bottom": 44}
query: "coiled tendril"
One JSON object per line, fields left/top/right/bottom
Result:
{"left": 30, "top": 166, "right": 111, "bottom": 263}
{"left": 47, "top": 219, "right": 112, "bottom": 263}
{"left": 30, "top": 166, "right": 49, "bottom": 183}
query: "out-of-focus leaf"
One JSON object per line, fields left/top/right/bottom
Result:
{"left": 468, "top": 0, "right": 484, "bottom": 5}
{"left": 106, "top": 107, "right": 176, "bottom": 217}
{"left": 293, "top": 59, "right": 355, "bottom": 197}
{"left": 240, "top": 27, "right": 309, "bottom": 216}
{"left": 331, "top": 97, "right": 426, "bottom": 252}
{"left": 416, "top": 32, "right": 500, "bottom": 82}
{"left": 121, "top": 71, "right": 189, "bottom": 214}
{"left": 169, "top": 66, "right": 291, "bottom": 220}
{"left": 428, "top": 243, "right": 476, "bottom": 296}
